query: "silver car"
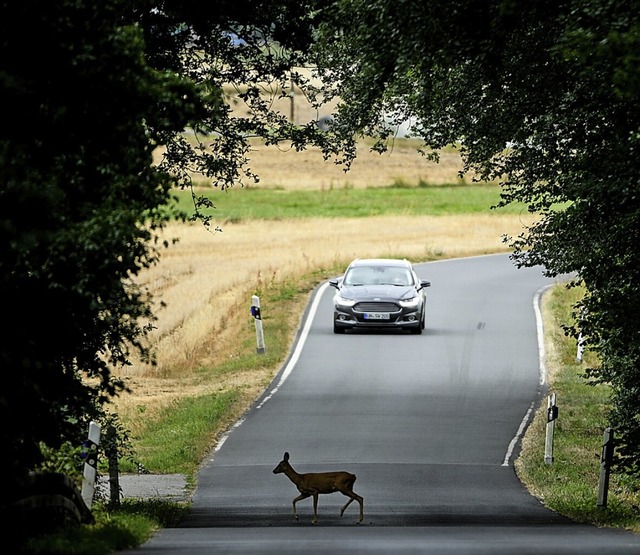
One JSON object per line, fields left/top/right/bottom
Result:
{"left": 329, "top": 258, "right": 431, "bottom": 334}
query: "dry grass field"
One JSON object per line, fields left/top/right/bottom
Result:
{"left": 112, "top": 136, "right": 533, "bottom": 441}
{"left": 239, "top": 140, "right": 469, "bottom": 189}
{"left": 187, "top": 84, "right": 472, "bottom": 190}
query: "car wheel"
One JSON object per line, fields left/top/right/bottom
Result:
{"left": 410, "top": 325, "right": 422, "bottom": 335}
{"left": 421, "top": 308, "right": 426, "bottom": 330}
{"left": 333, "top": 322, "right": 345, "bottom": 334}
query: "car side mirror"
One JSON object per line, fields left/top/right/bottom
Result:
{"left": 420, "top": 280, "right": 431, "bottom": 289}
{"left": 329, "top": 279, "right": 340, "bottom": 289}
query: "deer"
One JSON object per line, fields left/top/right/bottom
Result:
{"left": 272, "top": 451, "right": 364, "bottom": 525}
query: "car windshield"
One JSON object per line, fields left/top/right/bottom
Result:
{"left": 344, "top": 266, "right": 413, "bottom": 286}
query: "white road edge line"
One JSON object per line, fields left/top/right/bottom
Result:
{"left": 256, "top": 281, "right": 330, "bottom": 410}
{"left": 215, "top": 282, "right": 328, "bottom": 455}
{"left": 502, "top": 401, "right": 535, "bottom": 467}
{"left": 502, "top": 284, "right": 553, "bottom": 467}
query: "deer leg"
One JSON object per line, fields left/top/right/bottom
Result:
{"left": 292, "top": 493, "right": 310, "bottom": 521}
{"left": 339, "top": 490, "right": 364, "bottom": 523}
{"left": 339, "top": 496, "right": 354, "bottom": 516}
{"left": 311, "top": 493, "right": 319, "bottom": 525}
{"left": 356, "top": 494, "right": 364, "bottom": 523}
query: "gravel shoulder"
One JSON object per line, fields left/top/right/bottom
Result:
{"left": 98, "top": 474, "right": 190, "bottom": 503}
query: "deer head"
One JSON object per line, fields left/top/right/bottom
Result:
{"left": 273, "top": 451, "right": 290, "bottom": 474}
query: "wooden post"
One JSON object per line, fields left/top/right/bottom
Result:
{"left": 81, "top": 421, "right": 101, "bottom": 509}
{"left": 290, "top": 75, "right": 295, "bottom": 123}
{"left": 544, "top": 393, "right": 558, "bottom": 464}
{"left": 105, "top": 425, "right": 120, "bottom": 509}
{"left": 251, "top": 295, "right": 266, "bottom": 354}
{"left": 597, "top": 428, "right": 614, "bottom": 508}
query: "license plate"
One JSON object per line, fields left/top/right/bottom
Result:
{"left": 364, "top": 312, "right": 390, "bottom": 320}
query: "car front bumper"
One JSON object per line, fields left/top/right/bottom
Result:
{"left": 333, "top": 308, "right": 422, "bottom": 330}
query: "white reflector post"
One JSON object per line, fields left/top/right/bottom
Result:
{"left": 252, "top": 294, "right": 266, "bottom": 354}
{"left": 81, "top": 421, "right": 101, "bottom": 509}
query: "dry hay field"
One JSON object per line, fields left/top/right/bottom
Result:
{"left": 240, "top": 139, "right": 467, "bottom": 189}
{"left": 112, "top": 140, "right": 533, "bottom": 438}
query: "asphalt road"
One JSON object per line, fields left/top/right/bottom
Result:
{"left": 125, "top": 254, "right": 640, "bottom": 554}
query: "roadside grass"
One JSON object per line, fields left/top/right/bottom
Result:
{"left": 123, "top": 390, "right": 242, "bottom": 475}
{"left": 516, "top": 285, "right": 640, "bottom": 533}
{"left": 23, "top": 500, "right": 189, "bottom": 555}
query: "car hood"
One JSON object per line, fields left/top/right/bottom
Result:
{"left": 338, "top": 284, "right": 417, "bottom": 301}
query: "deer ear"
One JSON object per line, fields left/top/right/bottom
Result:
{"left": 284, "top": 452, "right": 289, "bottom": 460}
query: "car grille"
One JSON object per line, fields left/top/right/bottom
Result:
{"left": 354, "top": 302, "right": 399, "bottom": 313}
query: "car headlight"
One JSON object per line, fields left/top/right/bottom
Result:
{"left": 334, "top": 295, "right": 356, "bottom": 308}
{"left": 399, "top": 296, "right": 420, "bottom": 308}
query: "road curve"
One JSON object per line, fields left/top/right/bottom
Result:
{"left": 125, "top": 254, "right": 640, "bottom": 554}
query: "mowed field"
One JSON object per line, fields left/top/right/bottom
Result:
{"left": 112, "top": 139, "right": 535, "bottom": 449}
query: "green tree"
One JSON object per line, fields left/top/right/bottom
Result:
{"left": 313, "top": 0, "right": 640, "bottom": 474}
{"left": 1, "top": 0, "right": 193, "bottom": 487}
{"left": 0, "top": 0, "right": 339, "bottom": 491}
